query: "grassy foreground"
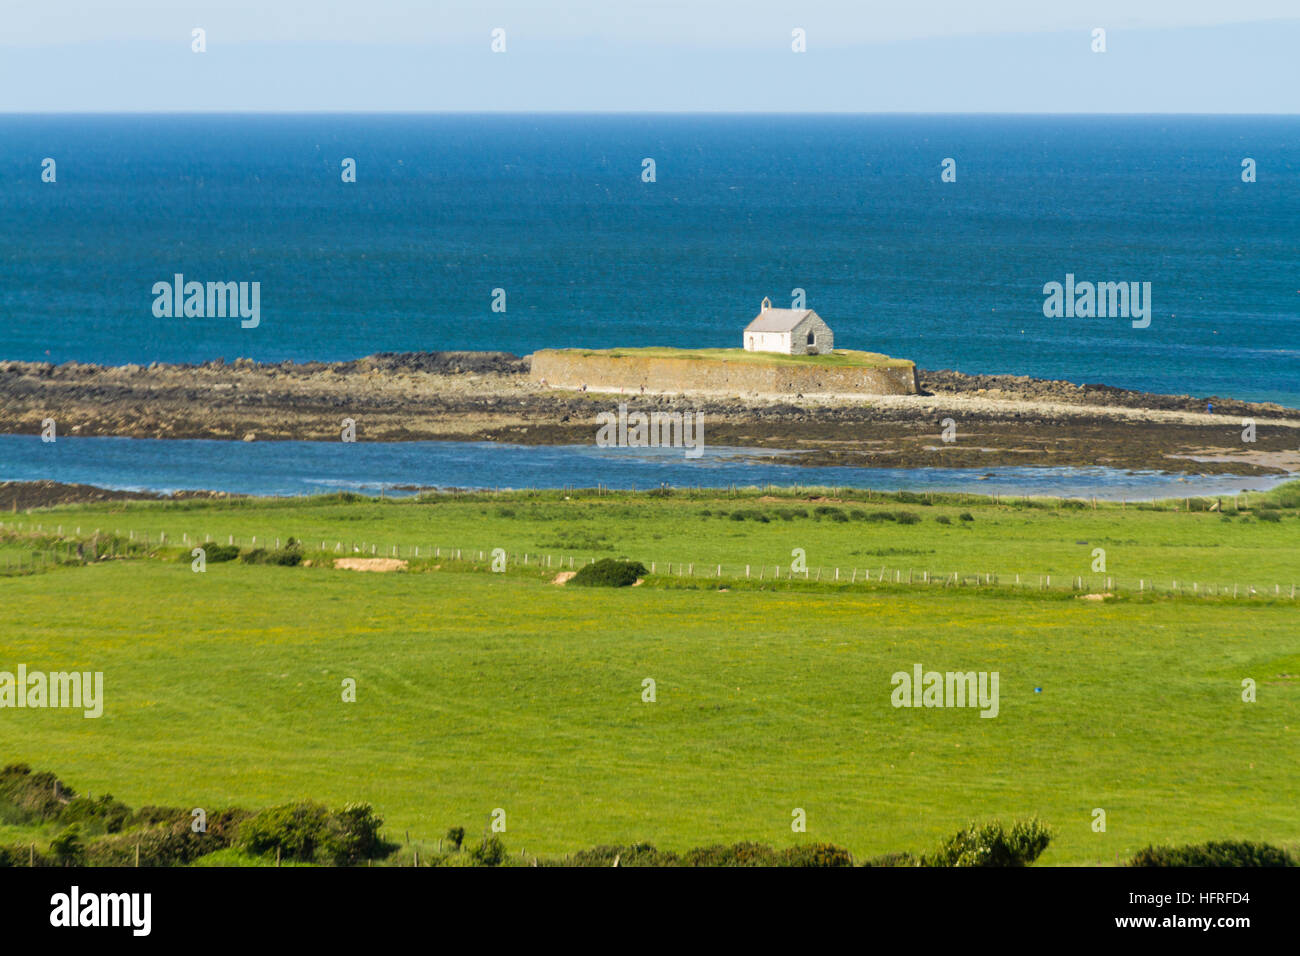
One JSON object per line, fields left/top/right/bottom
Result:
{"left": 2, "top": 484, "right": 1297, "bottom": 864}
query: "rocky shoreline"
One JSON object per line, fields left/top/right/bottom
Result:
{"left": 1, "top": 351, "right": 1298, "bottom": 476}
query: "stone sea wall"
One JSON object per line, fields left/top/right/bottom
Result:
{"left": 529, "top": 350, "right": 920, "bottom": 396}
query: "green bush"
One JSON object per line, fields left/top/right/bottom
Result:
{"left": 0, "top": 843, "right": 52, "bottom": 867}
{"left": 468, "top": 835, "right": 507, "bottom": 867}
{"left": 0, "top": 764, "right": 72, "bottom": 824}
{"left": 895, "top": 511, "right": 921, "bottom": 525}
{"left": 924, "top": 819, "right": 1052, "bottom": 867}
{"left": 683, "top": 842, "right": 778, "bottom": 867}
{"left": 444, "top": 826, "right": 465, "bottom": 851}
{"left": 1128, "top": 841, "right": 1295, "bottom": 867}
{"left": 183, "top": 542, "right": 240, "bottom": 563}
{"left": 330, "top": 803, "right": 392, "bottom": 864}
{"left": 959, "top": 512, "right": 974, "bottom": 522}
{"left": 238, "top": 802, "right": 333, "bottom": 862}
{"left": 240, "top": 545, "right": 303, "bottom": 566}
{"left": 85, "top": 821, "right": 212, "bottom": 867}
{"left": 1257, "top": 510, "right": 1281, "bottom": 523}
{"left": 49, "top": 825, "right": 86, "bottom": 866}
{"left": 861, "top": 851, "right": 920, "bottom": 867}
{"left": 59, "top": 793, "right": 132, "bottom": 835}
{"left": 935, "top": 515, "right": 951, "bottom": 525}
{"left": 564, "top": 843, "right": 676, "bottom": 867}
{"left": 779, "top": 843, "right": 854, "bottom": 867}
{"left": 237, "top": 801, "right": 386, "bottom": 865}
{"left": 570, "top": 558, "right": 647, "bottom": 588}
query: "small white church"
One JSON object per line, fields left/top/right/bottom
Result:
{"left": 743, "top": 297, "right": 834, "bottom": 355}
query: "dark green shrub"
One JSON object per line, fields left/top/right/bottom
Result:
{"left": 469, "top": 835, "right": 507, "bottom": 867}
{"left": 1128, "top": 841, "right": 1295, "bottom": 867}
{"left": 935, "top": 515, "right": 951, "bottom": 525}
{"left": 1257, "top": 510, "right": 1281, "bottom": 523}
{"left": 330, "top": 803, "right": 393, "bottom": 864}
{"left": 866, "top": 512, "right": 896, "bottom": 522}
{"left": 238, "top": 801, "right": 387, "bottom": 865}
{"left": 132, "top": 805, "right": 188, "bottom": 827}
{"left": 0, "top": 843, "right": 52, "bottom": 867}
{"left": 570, "top": 558, "right": 647, "bottom": 588}
{"left": 0, "top": 764, "right": 71, "bottom": 824}
{"left": 59, "top": 793, "right": 132, "bottom": 834}
{"left": 240, "top": 546, "right": 303, "bottom": 566}
{"left": 565, "top": 843, "right": 675, "bottom": 867}
{"left": 444, "top": 826, "right": 465, "bottom": 851}
{"left": 895, "top": 511, "right": 921, "bottom": 525}
{"left": 185, "top": 542, "right": 239, "bottom": 563}
{"left": 729, "top": 511, "right": 747, "bottom": 521}
{"left": 862, "top": 851, "right": 920, "bottom": 867}
{"left": 924, "top": 819, "right": 1052, "bottom": 867}
{"left": 780, "top": 843, "right": 854, "bottom": 867}
{"left": 49, "top": 825, "right": 86, "bottom": 866}
{"left": 238, "top": 801, "right": 333, "bottom": 863}
{"left": 959, "top": 512, "right": 974, "bottom": 522}
{"left": 85, "top": 822, "right": 211, "bottom": 867}
{"left": 683, "top": 842, "right": 778, "bottom": 867}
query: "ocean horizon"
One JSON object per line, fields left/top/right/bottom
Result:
{"left": 2, "top": 112, "right": 1297, "bottom": 405}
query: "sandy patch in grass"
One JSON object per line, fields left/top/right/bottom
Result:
{"left": 334, "top": 558, "right": 408, "bottom": 572}
{"left": 552, "top": 571, "right": 577, "bottom": 585}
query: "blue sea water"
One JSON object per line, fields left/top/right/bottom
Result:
{"left": 1, "top": 436, "right": 1291, "bottom": 501}
{"left": 1, "top": 114, "right": 1297, "bottom": 405}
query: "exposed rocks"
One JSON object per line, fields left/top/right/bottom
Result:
{"left": 0, "top": 351, "right": 1296, "bottom": 477}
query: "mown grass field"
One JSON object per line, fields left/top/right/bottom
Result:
{"left": 2, "top": 484, "right": 1297, "bottom": 864}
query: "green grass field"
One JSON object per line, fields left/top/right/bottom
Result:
{"left": 2, "top": 484, "right": 1297, "bottom": 864}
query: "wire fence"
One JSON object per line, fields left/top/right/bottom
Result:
{"left": 1, "top": 519, "right": 1295, "bottom": 600}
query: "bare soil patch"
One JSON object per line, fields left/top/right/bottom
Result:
{"left": 334, "top": 558, "right": 408, "bottom": 572}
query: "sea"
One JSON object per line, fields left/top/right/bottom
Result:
{"left": 1, "top": 114, "right": 1296, "bottom": 495}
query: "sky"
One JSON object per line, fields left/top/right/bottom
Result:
{"left": 2, "top": 1, "right": 1297, "bottom": 112}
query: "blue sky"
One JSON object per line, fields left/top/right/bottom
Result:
{"left": 3, "top": 1, "right": 1297, "bottom": 111}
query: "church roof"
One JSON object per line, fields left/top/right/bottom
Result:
{"left": 745, "top": 306, "right": 819, "bottom": 333}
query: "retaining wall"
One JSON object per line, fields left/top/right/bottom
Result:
{"left": 530, "top": 350, "right": 919, "bottom": 396}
